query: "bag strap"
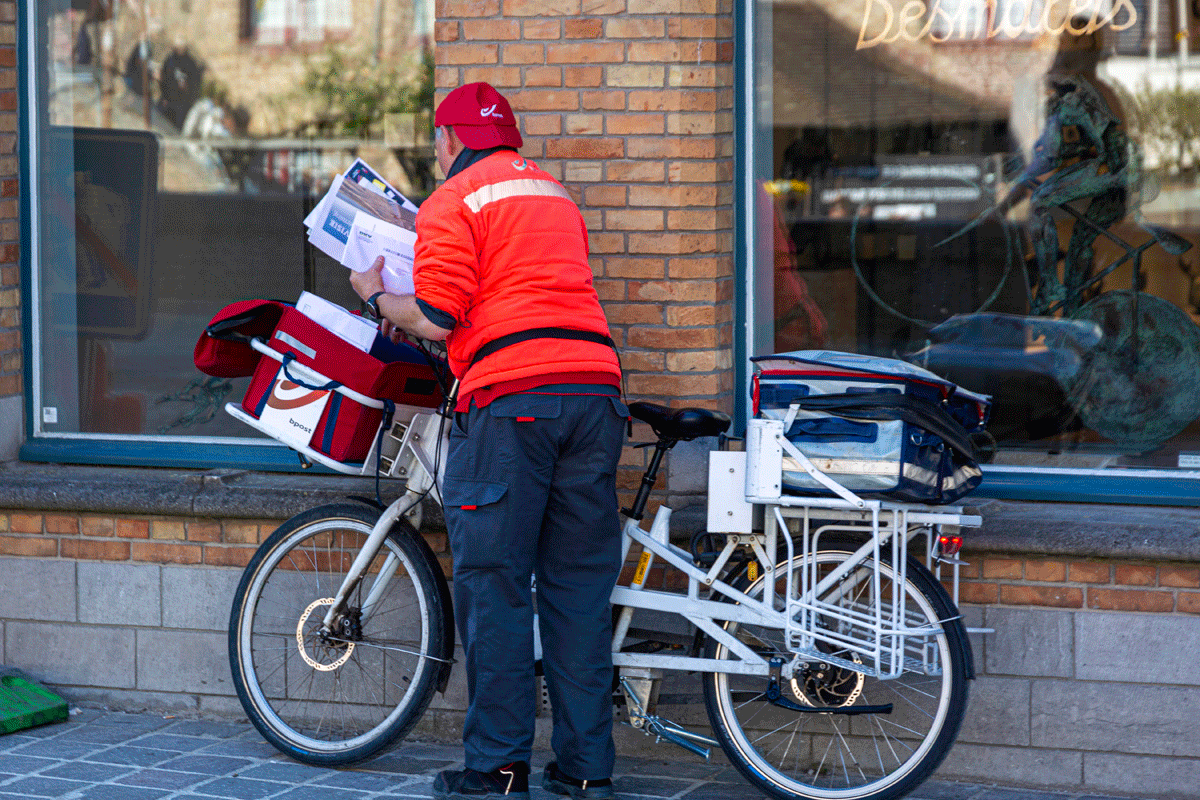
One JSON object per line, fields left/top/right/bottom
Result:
{"left": 280, "top": 353, "right": 341, "bottom": 392}
{"left": 790, "top": 392, "right": 978, "bottom": 463}
{"left": 468, "top": 327, "right": 616, "bottom": 367}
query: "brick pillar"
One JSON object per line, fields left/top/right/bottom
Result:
{"left": 434, "top": 0, "right": 735, "bottom": 408}
{"left": 435, "top": 0, "right": 735, "bottom": 513}
{"left": 0, "top": 0, "right": 20, "bottom": 461}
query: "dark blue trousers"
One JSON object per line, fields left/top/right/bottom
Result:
{"left": 442, "top": 390, "right": 627, "bottom": 780}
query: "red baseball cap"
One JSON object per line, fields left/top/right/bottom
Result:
{"left": 434, "top": 82, "right": 523, "bottom": 150}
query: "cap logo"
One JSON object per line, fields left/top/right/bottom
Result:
{"left": 480, "top": 104, "right": 504, "bottom": 119}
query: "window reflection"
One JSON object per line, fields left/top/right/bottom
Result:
{"left": 33, "top": 0, "right": 433, "bottom": 444}
{"left": 765, "top": 0, "right": 1200, "bottom": 468}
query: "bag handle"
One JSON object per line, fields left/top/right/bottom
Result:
{"left": 280, "top": 353, "right": 341, "bottom": 392}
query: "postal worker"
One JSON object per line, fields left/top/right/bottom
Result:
{"left": 350, "top": 82, "right": 626, "bottom": 800}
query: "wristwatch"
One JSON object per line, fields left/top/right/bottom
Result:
{"left": 365, "top": 291, "right": 387, "bottom": 319}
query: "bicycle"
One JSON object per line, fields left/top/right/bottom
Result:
{"left": 224, "top": 335, "right": 981, "bottom": 800}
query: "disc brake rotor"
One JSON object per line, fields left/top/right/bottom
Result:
{"left": 791, "top": 654, "right": 865, "bottom": 707}
{"left": 296, "top": 598, "right": 354, "bottom": 672}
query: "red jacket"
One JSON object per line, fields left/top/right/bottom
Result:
{"left": 413, "top": 151, "right": 620, "bottom": 399}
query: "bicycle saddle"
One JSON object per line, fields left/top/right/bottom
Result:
{"left": 629, "top": 401, "right": 731, "bottom": 441}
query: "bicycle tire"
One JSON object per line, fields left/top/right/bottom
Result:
{"left": 228, "top": 501, "right": 448, "bottom": 766}
{"left": 702, "top": 536, "right": 970, "bottom": 800}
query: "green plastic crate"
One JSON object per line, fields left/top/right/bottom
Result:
{"left": 0, "top": 669, "right": 69, "bottom": 734}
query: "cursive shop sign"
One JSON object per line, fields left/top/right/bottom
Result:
{"left": 857, "top": 0, "right": 1138, "bottom": 49}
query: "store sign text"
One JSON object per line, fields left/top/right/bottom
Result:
{"left": 857, "top": 0, "right": 1138, "bottom": 50}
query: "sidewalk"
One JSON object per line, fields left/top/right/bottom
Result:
{"left": 0, "top": 709, "right": 1150, "bottom": 800}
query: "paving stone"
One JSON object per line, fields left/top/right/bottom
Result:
{"left": 83, "top": 745, "right": 179, "bottom": 767}
{"left": 0, "top": 775, "right": 89, "bottom": 796}
{"left": 315, "top": 770, "right": 413, "bottom": 791}
{"left": 12, "top": 737, "right": 107, "bottom": 759}
{"left": 908, "top": 779, "right": 990, "bottom": 799}
{"left": 187, "top": 776, "right": 290, "bottom": 799}
{"left": 72, "top": 785, "right": 172, "bottom": 800}
{"left": 358, "top": 754, "right": 454, "bottom": 774}
{"left": 161, "top": 719, "right": 252, "bottom": 739}
{"left": 199, "top": 738, "right": 283, "bottom": 759}
{"left": 116, "top": 767, "right": 211, "bottom": 790}
{"left": 612, "top": 774, "right": 696, "bottom": 797}
{"left": 0, "top": 754, "right": 57, "bottom": 775}
{"left": 39, "top": 760, "right": 135, "bottom": 782}
{"left": 237, "top": 761, "right": 338, "bottom": 782}
{"left": 975, "top": 789, "right": 1070, "bottom": 800}
{"left": 269, "top": 785, "right": 371, "bottom": 799}
{"left": 126, "top": 733, "right": 214, "bottom": 752}
{"left": 153, "top": 754, "right": 256, "bottom": 775}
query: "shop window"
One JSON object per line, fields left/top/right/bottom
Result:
{"left": 748, "top": 0, "right": 1200, "bottom": 498}
{"left": 22, "top": 0, "right": 433, "bottom": 468}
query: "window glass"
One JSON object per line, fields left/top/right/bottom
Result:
{"left": 27, "top": 0, "right": 433, "bottom": 451}
{"left": 757, "top": 0, "right": 1200, "bottom": 472}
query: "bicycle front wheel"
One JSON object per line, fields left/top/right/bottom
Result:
{"left": 703, "top": 536, "right": 970, "bottom": 800}
{"left": 229, "top": 501, "right": 448, "bottom": 766}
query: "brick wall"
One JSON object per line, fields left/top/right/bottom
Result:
{"left": 0, "top": 0, "right": 18, "bottom": 403}
{"left": 433, "top": 0, "right": 735, "bottom": 512}
{"left": 959, "top": 550, "right": 1200, "bottom": 614}
{"left": 434, "top": 0, "right": 735, "bottom": 410}
{"left": 0, "top": 509, "right": 453, "bottom": 576}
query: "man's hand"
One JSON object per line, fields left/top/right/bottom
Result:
{"left": 350, "top": 256, "right": 387, "bottom": 303}
{"left": 347, "top": 255, "right": 452, "bottom": 343}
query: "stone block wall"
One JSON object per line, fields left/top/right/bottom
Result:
{"left": 4, "top": 503, "right": 1200, "bottom": 797}
{"left": 944, "top": 550, "right": 1200, "bottom": 797}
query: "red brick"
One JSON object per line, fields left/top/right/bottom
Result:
{"left": 9, "top": 513, "right": 41, "bottom": 534}
{"left": 581, "top": 90, "right": 626, "bottom": 111}
{"left": 525, "top": 66, "right": 562, "bottom": 87}
{"left": 512, "top": 89, "right": 580, "bottom": 111}
{"left": 462, "top": 67, "right": 522, "bottom": 87}
{"left": 546, "top": 42, "right": 625, "bottom": 63}
{"left": 628, "top": 326, "right": 719, "bottom": 350}
{"left": 504, "top": 0, "right": 580, "bottom": 14}
{"left": 606, "top": 17, "right": 665, "bottom": 37}
{"left": 435, "top": 21, "right": 460, "bottom": 41}
{"left": 545, "top": 138, "right": 624, "bottom": 159}
{"left": 0, "top": 178, "right": 16, "bottom": 197}
{"left": 981, "top": 557, "right": 1022, "bottom": 580}
{"left": 463, "top": 19, "right": 520, "bottom": 39}
{"left": 1160, "top": 565, "right": 1200, "bottom": 588}
{"left": 630, "top": 279, "right": 719, "bottom": 302}
{"left": 607, "top": 114, "right": 665, "bottom": 135}
{"left": 607, "top": 161, "right": 665, "bottom": 183}
{"left": 1069, "top": 561, "right": 1111, "bottom": 583}
{"left": 224, "top": 523, "right": 260, "bottom": 545}
{"left": 565, "top": 18, "right": 602, "bottom": 38}
{"left": 435, "top": 0, "right": 500, "bottom": 16}
{"left": 602, "top": 303, "right": 664, "bottom": 324}
{"left": 115, "top": 519, "right": 150, "bottom": 539}
{"left": 584, "top": 185, "right": 627, "bottom": 206}
{"left": 61, "top": 539, "right": 129, "bottom": 560}
{"left": 204, "top": 545, "right": 257, "bottom": 568}
{"left": 80, "top": 516, "right": 114, "bottom": 537}
{"left": 44, "top": 515, "right": 79, "bottom": 535}
{"left": 626, "top": 372, "right": 720, "bottom": 397}
{"left": 131, "top": 541, "right": 203, "bottom": 564}
{"left": 502, "top": 43, "right": 545, "bottom": 64}
{"left": 606, "top": 209, "right": 664, "bottom": 231}
{"left": 0, "top": 48, "right": 14, "bottom": 69}
{"left": 437, "top": 44, "right": 499, "bottom": 65}
{"left": 1179, "top": 592, "right": 1200, "bottom": 614}
{"left": 957, "top": 582, "right": 999, "bottom": 605}
{"left": 1087, "top": 588, "right": 1174, "bottom": 613}
{"left": 604, "top": 258, "right": 665, "bottom": 279}
{"left": 187, "top": 521, "right": 222, "bottom": 543}
{"left": 1114, "top": 565, "right": 1157, "bottom": 586}
{"left": 999, "top": 584, "right": 1083, "bottom": 608}
{"left": 1024, "top": 560, "right": 1066, "bottom": 582}
{"left": 523, "top": 19, "right": 561, "bottom": 38}
{"left": 564, "top": 66, "right": 603, "bottom": 87}
{"left": 0, "top": 534, "right": 58, "bottom": 557}
{"left": 628, "top": 231, "right": 726, "bottom": 255}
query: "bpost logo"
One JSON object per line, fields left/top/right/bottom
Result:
{"left": 267, "top": 379, "right": 327, "bottom": 411}
{"left": 856, "top": 0, "right": 1137, "bottom": 50}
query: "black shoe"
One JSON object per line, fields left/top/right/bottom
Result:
{"left": 432, "top": 762, "right": 530, "bottom": 800}
{"left": 541, "top": 761, "right": 615, "bottom": 800}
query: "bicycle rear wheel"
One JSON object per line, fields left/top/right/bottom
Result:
{"left": 228, "top": 501, "right": 448, "bottom": 766}
{"left": 702, "top": 536, "right": 970, "bottom": 800}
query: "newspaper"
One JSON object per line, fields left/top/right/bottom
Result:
{"left": 305, "top": 159, "right": 420, "bottom": 295}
